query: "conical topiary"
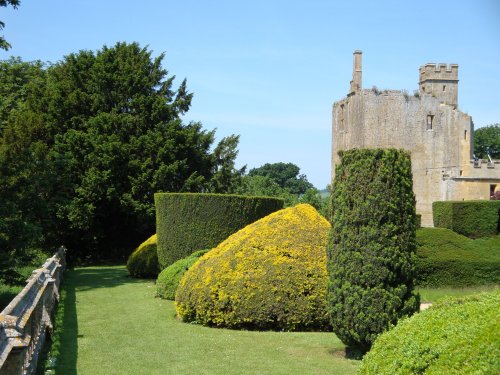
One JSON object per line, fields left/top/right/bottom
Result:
{"left": 327, "top": 148, "right": 419, "bottom": 354}
{"left": 175, "top": 204, "right": 331, "bottom": 331}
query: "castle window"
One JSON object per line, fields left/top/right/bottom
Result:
{"left": 443, "top": 85, "right": 446, "bottom": 92}
{"left": 464, "top": 130, "right": 467, "bottom": 140}
{"left": 426, "top": 115, "right": 434, "bottom": 130}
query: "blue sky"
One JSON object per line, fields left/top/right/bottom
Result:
{"left": 1, "top": 0, "right": 499, "bottom": 188}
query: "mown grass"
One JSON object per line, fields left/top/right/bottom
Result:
{"left": 42, "top": 266, "right": 498, "bottom": 374}
{"left": 416, "top": 285, "right": 498, "bottom": 303}
{"left": 48, "top": 266, "right": 359, "bottom": 375}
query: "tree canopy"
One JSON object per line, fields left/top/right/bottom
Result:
{"left": 0, "top": 0, "right": 20, "bottom": 50}
{"left": 474, "top": 124, "right": 500, "bottom": 159}
{"left": 248, "top": 162, "right": 314, "bottom": 195}
{"left": 238, "top": 163, "right": 329, "bottom": 215}
{"left": 0, "top": 42, "right": 243, "bottom": 264}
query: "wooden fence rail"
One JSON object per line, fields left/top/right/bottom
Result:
{"left": 0, "top": 247, "right": 66, "bottom": 375}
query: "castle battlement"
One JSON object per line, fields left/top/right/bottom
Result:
{"left": 419, "top": 63, "right": 459, "bottom": 108}
{"left": 332, "top": 52, "right": 500, "bottom": 227}
{"left": 419, "top": 63, "right": 459, "bottom": 78}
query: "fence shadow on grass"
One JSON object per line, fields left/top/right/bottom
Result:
{"left": 54, "top": 266, "right": 149, "bottom": 375}
{"left": 55, "top": 270, "right": 78, "bottom": 375}
{"left": 71, "top": 266, "right": 151, "bottom": 293}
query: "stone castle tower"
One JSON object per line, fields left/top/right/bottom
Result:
{"left": 331, "top": 51, "right": 500, "bottom": 226}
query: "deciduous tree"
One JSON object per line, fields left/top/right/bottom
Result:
{"left": 474, "top": 124, "right": 500, "bottom": 159}
{"left": 0, "top": 0, "right": 20, "bottom": 50}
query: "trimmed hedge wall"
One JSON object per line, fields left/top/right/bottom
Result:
{"left": 415, "top": 228, "right": 500, "bottom": 287}
{"left": 155, "top": 193, "right": 284, "bottom": 268}
{"left": 327, "top": 148, "right": 419, "bottom": 354}
{"left": 433, "top": 200, "right": 500, "bottom": 238}
{"left": 126, "top": 234, "right": 160, "bottom": 278}
{"left": 359, "top": 291, "right": 500, "bottom": 374}
{"left": 175, "top": 204, "right": 332, "bottom": 331}
{"left": 156, "top": 249, "right": 208, "bottom": 300}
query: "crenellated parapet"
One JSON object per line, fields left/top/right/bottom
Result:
{"left": 419, "top": 63, "right": 459, "bottom": 108}
{"left": 419, "top": 63, "right": 458, "bottom": 80}
{"left": 332, "top": 52, "right": 500, "bottom": 227}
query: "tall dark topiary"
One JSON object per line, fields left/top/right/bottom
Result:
{"left": 327, "top": 148, "right": 419, "bottom": 355}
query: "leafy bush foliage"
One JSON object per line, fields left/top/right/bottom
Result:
{"left": 155, "top": 193, "right": 284, "bottom": 268}
{"left": 247, "top": 162, "right": 314, "bottom": 195}
{"left": 175, "top": 204, "right": 331, "bottom": 331}
{"left": 415, "top": 228, "right": 500, "bottom": 286}
{"left": 474, "top": 123, "right": 500, "bottom": 159}
{"left": 0, "top": 43, "right": 245, "bottom": 265}
{"left": 156, "top": 249, "right": 208, "bottom": 300}
{"left": 126, "top": 234, "right": 159, "bottom": 278}
{"left": 327, "top": 148, "right": 419, "bottom": 354}
{"left": 359, "top": 291, "right": 500, "bottom": 374}
{"left": 433, "top": 200, "right": 500, "bottom": 238}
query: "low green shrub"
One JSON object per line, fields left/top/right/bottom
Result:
{"left": 358, "top": 290, "right": 500, "bottom": 374}
{"left": 176, "top": 204, "right": 331, "bottom": 331}
{"left": 155, "top": 193, "right": 284, "bottom": 268}
{"left": 433, "top": 200, "right": 500, "bottom": 238}
{"left": 156, "top": 250, "right": 208, "bottom": 300}
{"left": 126, "top": 234, "right": 159, "bottom": 278}
{"left": 415, "top": 228, "right": 500, "bottom": 287}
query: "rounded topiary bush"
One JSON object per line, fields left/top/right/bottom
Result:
{"left": 415, "top": 228, "right": 500, "bottom": 287}
{"left": 359, "top": 291, "right": 500, "bottom": 374}
{"left": 156, "top": 249, "right": 209, "bottom": 300}
{"left": 155, "top": 193, "right": 284, "bottom": 268}
{"left": 175, "top": 204, "right": 331, "bottom": 331}
{"left": 126, "top": 234, "right": 159, "bottom": 278}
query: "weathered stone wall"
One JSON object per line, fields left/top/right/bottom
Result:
{"left": 0, "top": 247, "right": 66, "bottom": 375}
{"left": 331, "top": 52, "right": 499, "bottom": 226}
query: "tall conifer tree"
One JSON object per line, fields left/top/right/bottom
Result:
{"left": 327, "top": 148, "right": 419, "bottom": 355}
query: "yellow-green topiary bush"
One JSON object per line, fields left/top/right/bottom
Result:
{"left": 126, "top": 234, "right": 160, "bottom": 278}
{"left": 175, "top": 204, "right": 331, "bottom": 331}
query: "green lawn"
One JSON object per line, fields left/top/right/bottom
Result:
{"left": 49, "top": 266, "right": 359, "bottom": 375}
{"left": 45, "top": 266, "right": 498, "bottom": 375}
{"left": 416, "top": 285, "right": 498, "bottom": 303}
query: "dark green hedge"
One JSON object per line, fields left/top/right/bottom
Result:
{"left": 156, "top": 249, "right": 208, "bottom": 300}
{"left": 433, "top": 200, "right": 500, "bottom": 238}
{"left": 359, "top": 291, "right": 500, "bottom": 374}
{"left": 154, "top": 193, "right": 284, "bottom": 268}
{"left": 327, "top": 148, "right": 419, "bottom": 354}
{"left": 415, "top": 228, "right": 500, "bottom": 287}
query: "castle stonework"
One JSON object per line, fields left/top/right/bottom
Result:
{"left": 331, "top": 51, "right": 500, "bottom": 226}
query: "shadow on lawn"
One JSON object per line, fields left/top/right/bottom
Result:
{"left": 72, "top": 266, "right": 149, "bottom": 293}
{"left": 54, "top": 266, "right": 147, "bottom": 375}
